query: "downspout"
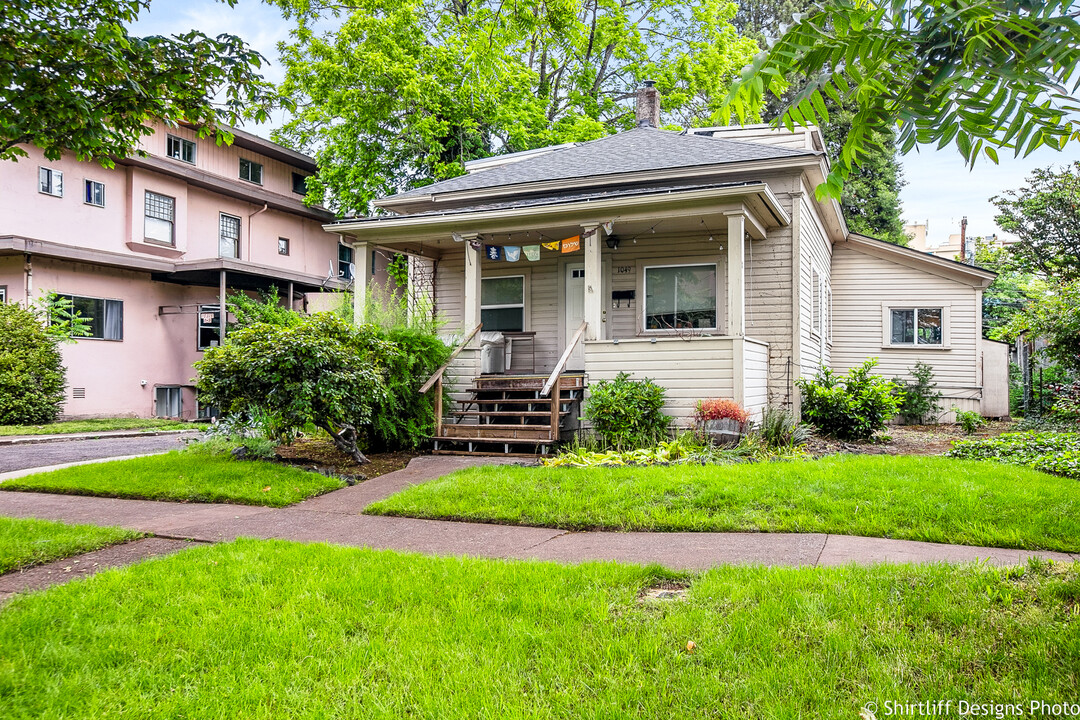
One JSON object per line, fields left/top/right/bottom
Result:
{"left": 247, "top": 203, "right": 268, "bottom": 260}
{"left": 23, "top": 253, "right": 32, "bottom": 303}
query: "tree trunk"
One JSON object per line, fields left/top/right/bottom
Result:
{"left": 316, "top": 420, "right": 370, "bottom": 464}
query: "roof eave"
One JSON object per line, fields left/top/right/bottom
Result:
{"left": 841, "top": 233, "right": 997, "bottom": 288}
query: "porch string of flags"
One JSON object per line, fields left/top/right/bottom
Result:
{"left": 456, "top": 221, "right": 616, "bottom": 262}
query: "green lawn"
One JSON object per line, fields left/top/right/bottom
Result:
{"left": 0, "top": 517, "right": 140, "bottom": 574}
{"left": 0, "top": 452, "right": 346, "bottom": 507}
{"left": 0, "top": 418, "right": 192, "bottom": 437}
{"left": 0, "top": 540, "right": 1076, "bottom": 718}
{"left": 368, "top": 455, "right": 1080, "bottom": 552}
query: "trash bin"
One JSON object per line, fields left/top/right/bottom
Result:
{"left": 479, "top": 331, "right": 507, "bottom": 374}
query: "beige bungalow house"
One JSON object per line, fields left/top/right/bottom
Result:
{"left": 330, "top": 85, "right": 1009, "bottom": 454}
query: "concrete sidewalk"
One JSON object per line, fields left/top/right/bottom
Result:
{"left": 0, "top": 455, "right": 1074, "bottom": 571}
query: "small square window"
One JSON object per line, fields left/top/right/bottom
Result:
{"left": 166, "top": 135, "right": 196, "bottom": 164}
{"left": 0, "top": 286, "right": 7, "bottom": 304}
{"left": 84, "top": 180, "right": 105, "bottom": 207}
{"left": 278, "top": 237, "right": 290, "bottom": 256}
{"left": 239, "top": 158, "right": 263, "bottom": 185}
{"left": 39, "top": 167, "right": 63, "bottom": 197}
{"left": 291, "top": 173, "right": 308, "bottom": 195}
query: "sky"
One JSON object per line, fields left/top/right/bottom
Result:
{"left": 133, "top": 0, "right": 1080, "bottom": 242}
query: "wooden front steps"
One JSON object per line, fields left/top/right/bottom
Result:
{"left": 432, "top": 374, "right": 585, "bottom": 456}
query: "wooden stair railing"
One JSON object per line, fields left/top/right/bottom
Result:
{"left": 540, "top": 321, "right": 588, "bottom": 400}
{"left": 419, "top": 323, "right": 482, "bottom": 436}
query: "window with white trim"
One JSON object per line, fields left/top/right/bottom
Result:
{"left": 811, "top": 266, "right": 823, "bottom": 337}
{"left": 481, "top": 275, "right": 525, "bottom": 332}
{"left": 38, "top": 167, "right": 63, "bottom": 197}
{"left": 198, "top": 305, "right": 221, "bottom": 350}
{"left": 84, "top": 179, "right": 105, "bottom": 207}
{"left": 643, "top": 263, "right": 716, "bottom": 330}
{"left": 0, "top": 286, "right": 6, "bottom": 304}
{"left": 890, "top": 308, "right": 943, "bottom": 346}
{"left": 219, "top": 213, "right": 240, "bottom": 258}
{"left": 57, "top": 294, "right": 123, "bottom": 341}
{"left": 239, "top": 158, "right": 263, "bottom": 184}
{"left": 338, "top": 244, "right": 354, "bottom": 279}
{"left": 166, "top": 135, "right": 196, "bottom": 164}
{"left": 144, "top": 191, "right": 175, "bottom": 245}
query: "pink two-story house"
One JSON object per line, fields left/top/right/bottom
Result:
{"left": 0, "top": 123, "right": 360, "bottom": 420}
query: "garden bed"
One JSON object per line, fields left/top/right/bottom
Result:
{"left": 803, "top": 421, "right": 1017, "bottom": 457}
{"left": 367, "top": 454, "right": 1080, "bottom": 552}
{"left": 273, "top": 438, "right": 419, "bottom": 480}
{"left": 0, "top": 539, "right": 1075, "bottom": 718}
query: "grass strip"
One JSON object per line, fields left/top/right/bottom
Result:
{"left": 0, "top": 418, "right": 192, "bottom": 437}
{"left": 0, "top": 517, "right": 140, "bottom": 574}
{"left": 368, "top": 454, "right": 1080, "bottom": 552}
{"left": 0, "top": 451, "right": 345, "bottom": 507}
{"left": 0, "top": 539, "right": 1076, "bottom": 718}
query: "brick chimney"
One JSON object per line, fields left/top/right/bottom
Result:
{"left": 635, "top": 80, "right": 661, "bottom": 128}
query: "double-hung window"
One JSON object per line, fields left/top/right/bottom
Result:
{"left": 480, "top": 276, "right": 525, "bottom": 332}
{"left": 144, "top": 191, "right": 175, "bottom": 245}
{"left": 58, "top": 294, "right": 123, "bottom": 341}
{"left": 39, "top": 167, "right": 63, "bottom": 197}
{"left": 84, "top": 179, "right": 105, "bottom": 207}
{"left": 219, "top": 213, "right": 241, "bottom": 258}
{"left": 239, "top": 158, "right": 263, "bottom": 184}
{"left": 643, "top": 263, "right": 717, "bottom": 330}
{"left": 166, "top": 135, "right": 196, "bottom": 164}
{"left": 198, "top": 305, "right": 221, "bottom": 350}
{"left": 338, "top": 244, "right": 354, "bottom": 280}
{"left": 890, "top": 308, "right": 943, "bottom": 346}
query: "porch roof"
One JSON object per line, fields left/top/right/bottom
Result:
{"left": 327, "top": 182, "right": 789, "bottom": 244}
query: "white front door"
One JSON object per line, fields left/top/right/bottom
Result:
{"left": 564, "top": 264, "right": 585, "bottom": 370}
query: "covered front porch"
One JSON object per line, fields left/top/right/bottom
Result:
{"left": 334, "top": 183, "right": 788, "bottom": 450}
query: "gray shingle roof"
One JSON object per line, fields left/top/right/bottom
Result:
{"left": 385, "top": 127, "right": 817, "bottom": 201}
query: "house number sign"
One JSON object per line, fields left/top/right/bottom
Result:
{"left": 615, "top": 265, "right": 634, "bottom": 274}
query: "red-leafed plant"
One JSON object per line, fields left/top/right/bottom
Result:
{"left": 694, "top": 398, "right": 749, "bottom": 425}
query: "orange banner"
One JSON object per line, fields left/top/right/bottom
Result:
{"left": 560, "top": 235, "right": 581, "bottom": 253}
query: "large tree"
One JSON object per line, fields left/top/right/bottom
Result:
{"left": 733, "top": 0, "right": 907, "bottom": 245}
{"left": 1, "top": 0, "right": 276, "bottom": 165}
{"left": 724, "top": 0, "right": 1080, "bottom": 201}
{"left": 270, "top": 0, "right": 759, "bottom": 215}
{"left": 992, "top": 162, "right": 1080, "bottom": 282}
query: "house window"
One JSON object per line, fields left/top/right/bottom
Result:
{"left": 144, "top": 191, "right": 175, "bottom": 245}
{"left": 166, "top": 135, "right": 196, "bottom": 164}
{"left": 239, "top": 158, "right": 263, "bottom": 184}
{"left": 890, "top": 308, "right": 943, "bottom": 345}
{"left": 38, "top": 167, "right": 63, "bottom": 197}
{"left": 643, "top": 263, "right": 716, "bottom": 330}
{"left": 57, "top": 294, "right": 123, "bottom": 340}
{"left": 84, "top": 179, "right": 105, "bottom": 207}
{"left": 811, "top": 267, "right": 822, "bottom": 337}
{"left": 278, "top": 237, "right": 290, "bottom": 256}
{"left": 292, "top": 173, "right": 308, "bottom": 195}
{"left": 480, "top": 275, "right": 525, "bottom": 332}
{"left": 0, "top": 286, "right": 6, "bottom": 303}
{"left": 338, "top": 244, "right": 354, "bottom": 280}
{"left": 155, "top": 386, "right": 182, "bottom": 418}
{"left": 219, "top": 213, "right": 241, "bottom": 258}
{"left": 198, "top": 305, "right": 221, "bottom": 350}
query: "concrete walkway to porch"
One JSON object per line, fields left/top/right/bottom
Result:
{"left": 0, "top": 455, "right": 1074, "bottom": 596}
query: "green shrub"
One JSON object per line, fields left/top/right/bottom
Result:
{"left": 796, "top": 359, "right": 904, "bottom": 440}
{"left": 893, "top": 360, "right": 943, "bottom": 424}
{"left": 953, "top": 407, "right": 985, "bottom": 435}
{"left": 187, "top": 436, "right": 276, "bottom": 461}
{"left": 947, "top": 432, "right": 1080, "bottom": 479}
{"left": 0, "top": 302, "right": 66, "bottom": 424}
{"left": 756, "top": 406, "right": 813, "bottom": 450}
{"left": 584, "top": 372, "right": 670, "bottom": 450}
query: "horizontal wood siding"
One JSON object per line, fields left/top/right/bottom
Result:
{"left": 830, "top": 242, "right": 983, "bottom": 415}
{"left": 799, "top": 190, "right": 832, "bottom": 377}
{"left": 584, "top": 337, "right": 735, "bottom": 425}
{"left": 743, "top": 338, "right": 770, "bottom": 419}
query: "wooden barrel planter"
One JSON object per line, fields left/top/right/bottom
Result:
{"left": 702, "top": 418, "right": 746, "bottom": 446}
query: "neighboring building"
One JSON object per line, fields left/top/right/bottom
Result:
{"left": 330, "top": 87, "right": 1008, "bottom": 453}
{"left": 905, "top": 219, "right": 1017, "bottom": 262}
{"left": 0, "top": 122, "right": 358, "bottom": 419}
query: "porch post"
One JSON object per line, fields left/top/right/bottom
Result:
{"left": 218, "top": 269, "right": 226, "bottom": 343}
{"left": 725, "top": 211, "right": 746, "bottom": 337}
{"left": 352, "top": 241, "right": 370, "bottom": 325}
{"left": 463, "top": 238, "right": 482, "bottom": 331}
{"left": 582, "top": 223, "right": 604, "bottom": 341}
